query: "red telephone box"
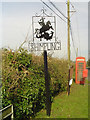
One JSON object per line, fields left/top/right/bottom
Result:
{"left": 75, "top": 57, "right": 88, "bottom": 84}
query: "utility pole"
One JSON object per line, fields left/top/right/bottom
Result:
{"left": 67, "top": 0, "right": 71, "bottom": 96}
{"left": 67, "top": 0, "right": 70, "bottom": 66}
{"left": 67, "top": 0, "right": 76, "bottom": 95}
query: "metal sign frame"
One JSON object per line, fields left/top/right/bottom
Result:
{"left": 28, "top": 8, "right": 61, "bottom": 52}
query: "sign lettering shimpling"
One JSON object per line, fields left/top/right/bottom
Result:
{"left": 28, "top": 42, "right": 61, "bottom": 51}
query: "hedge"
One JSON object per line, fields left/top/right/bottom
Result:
{"left": 2, "top": 48, "right": 68, "bottom": 119}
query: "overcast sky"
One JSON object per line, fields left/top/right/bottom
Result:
{"left": 0, "top": 0, "right": 89, "bottom": 61}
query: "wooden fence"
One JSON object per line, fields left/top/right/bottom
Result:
{"left": 0, "top": 104, "right": 14, "bottom": 120}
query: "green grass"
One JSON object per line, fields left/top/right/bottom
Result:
{"left": 35, "top": 79, "right": 88, "bottom": 118}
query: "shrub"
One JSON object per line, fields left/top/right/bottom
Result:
{"left": 2, "top": 48, "right": 68, "bottom": 119}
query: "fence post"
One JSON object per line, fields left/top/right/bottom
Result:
{"left": 11, "top": 105, "right": 14, "bottom": 120}
{"left": 67, "top": 68, "right": 70, "bottom": 96}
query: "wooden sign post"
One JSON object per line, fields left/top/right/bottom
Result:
{"left": 44, "top": 50, "right": 51, "bottom": 116}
